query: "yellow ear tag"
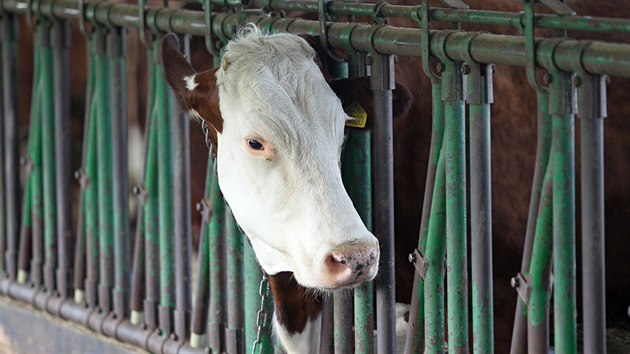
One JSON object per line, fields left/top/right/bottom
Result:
{"left": 344, "top": 102, "right": 368, "bottom": 128}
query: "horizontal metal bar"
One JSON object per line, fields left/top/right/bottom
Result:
{"left": 3, "top": 1, "right": 630, "bottom": 78}
{"left": 0, "top": 279, "right": 205, "bottom": 354}
{"left": 266, "top": 0, "right": 630, "bottom": 34}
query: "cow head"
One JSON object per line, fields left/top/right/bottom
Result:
{"left": 161, "top": 27, "right": 410, "bottom": 290}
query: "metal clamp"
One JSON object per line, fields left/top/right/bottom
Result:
{"left": 566, "top": 41, "right": 608, "bottom": 121}
{"left": 523, "top": 0, "right": 575, "bottom": 91}
{"left": 409, "top": 249, "right": 428, "bottom": 279}
{"left": 511, "top": 272, "right": 531, "bottom": 303}
{"left": 203, "top": 0, "right": 222, "bottom": 57}
{"left": 459, "top": 32, "right": 494, "bottom": 105}
{"left": 318, "top": 0, "right": 345, "bottom": 63}
{"left": 196, "top": 198, "right": 213, "bottom": 223}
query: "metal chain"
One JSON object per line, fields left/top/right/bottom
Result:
{"left": 252, "top": 270, "right": 270, "bottom": 354}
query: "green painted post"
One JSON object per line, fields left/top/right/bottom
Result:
{"left": 154, "top": 46, "right": 176, "bottom": 333}
{"left": 243, "top": 234, "right": 262, "bottom": 352}
{"left": 84, "top": 41, "right": 101, "bottom": 308}
{"left": 226, "top": 207, "right": 244, "bottom": 353}
{"left": 442, "top": 60, "right": 468, "bottom": 354}
{"left": 527, "top": 169, "right": 553, "bottom": 353}
{"left": 95, "top": 30, "right": 114, "bottom": 312}
{"left": 143, "top": 61, "right": 160, "bottom": 328}
{"left": 422, "top": 81, "right": 446, "bottom": 354}
{"left": 208, "top": 162, "right": 225, "bottom": 353}
{"left": 549, "top": 72, "right": 577, "bottom": 354}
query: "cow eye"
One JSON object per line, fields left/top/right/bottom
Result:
{"left": 247, "top": 139, "right": 264, "bottom": 150}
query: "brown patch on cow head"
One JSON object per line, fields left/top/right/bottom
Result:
{"left": 161, "top": 33, "right": 222, "bottom": 156}
{"left": 268, "top": 272, "right": 324, "bottom": 334}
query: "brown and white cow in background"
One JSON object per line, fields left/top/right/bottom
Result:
{"left": 161, "top": 26, "right": 413, "bottom": 352}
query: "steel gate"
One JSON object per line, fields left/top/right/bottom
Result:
{"left": 0, "top": 0, "right": 629, "bottom": 353}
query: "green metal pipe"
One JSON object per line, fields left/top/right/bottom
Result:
{"left": 143, "top": 62, "right": 160, "bottom": 328}
{"left": 225, "top": 208, "right": 244, "bottom": 354}
{"left": 341, "top": 128, "right": 373, "bottom": 354}
{"left": 510, "top": 91, "right": 551, "bottom": 354}
{"left": 4, "top": 1, "right": 630, "bottom": 78}
{"left": 527, "top": 167, "right": 553, "bottom": 354}
{"left": 207, "top": 162, "right": 225, "bottom": 353}
{"left": 84, "top": 42, "right": 100, "bottom": 308}
{"left": 442, "top": 60, "right": 468, "bottom": 354}
{"left": 243, "top": 235, "right": 261, "bottom": 352}
{"left": 40, "top": 25, "right": 58, "bottom": 294}
{"left": 95, "top": 30, "right": 114, "bottom": 312}
{"left": 153, "top": 46, "right": 175, "bottom": 333}
{"left": 108, "top": 27, "right": 130, "bottom": 319}
{"left": 424, "top": 153, "right": 446, "bottom": 354}
{"left": 549, "top": 72, "right": 577, "bottom": 354}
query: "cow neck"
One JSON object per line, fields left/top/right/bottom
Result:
{"left": 268, "top": 272, "right": 324, "bottom": 334}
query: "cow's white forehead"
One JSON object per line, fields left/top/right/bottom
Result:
{"left": 215, "top": 28, "right": 347, "bottom": 155}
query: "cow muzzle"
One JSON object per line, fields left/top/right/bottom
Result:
{"left": 323, "top": 242, "right": 379, "bottom": 288}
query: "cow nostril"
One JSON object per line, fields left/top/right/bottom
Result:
{"left": 326, "top": 252, "right": 353, "bottom": 284}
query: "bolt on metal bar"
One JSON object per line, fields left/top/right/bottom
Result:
{"left": 467, "top": 62, "right": 494, "bottom": 354}
{"left": 171, "top": 33, "right": 193, "bottom": 341}
{"left": 108, "top": 26, "right": 130, "bottom": 319}
{"left": 510, "top": 90, "right": 552, "bottom": 354}
{"left": 40, "top": 20, "right": 59, "bottom": 294}
{"left": 95, "top": 28, "right": 114, "bottom": 313}
{"left": 577, "top": 73, "right": 607, "bottom": 354}
{"left": 371, "top": 51, "right": 396, "bottom": 354}
{"left": 52, "top": 19, "right": 72, "bottom": 299}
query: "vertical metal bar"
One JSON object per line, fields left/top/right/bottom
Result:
{"left": 40, "top": 22, "right": 58, "bottom": 294}
{"left": 320, "top": 299, "right": 334, "bottom": 354}
{"left": 191, "top": 158, "right": 212, "bottom": 348}
{"left": 226, "top": 208, "right": 244, "bottom": 354}
{"left": 578, "top": 74, "right": 607, "bottom": 354}
{"left": 443, "top": 60, "right": 468, "bottom": 354}
{"left": 411, "top": 81, "right": 446, "bottom": 354}
{"left": 109, "top": 26, "right": 130, "bottom": 319}
{"left": 17, "top": 184, "right": 33, "bottom": 284}
{"left": 1, "top": 12, "right": 19, "bottom": 282}
{"left": 172, "top": 33, "right": 192, "bottom": 342}
{"left": 208, "top": 162, "right": 225, "bottom": 353}
{"left": 467, "top": 63, "right": 493, "bottom": 354}
{"left": 371, "top": 52, "right": 396, "bottom": 354}
{"left": 154, "top": 45, "right": 175, "bottom": 334}
{"left": 30, "top": 28, "right": 45, "bottom": 289}
{"left": 84, "top": 39, "right": 100, "bottom": 308}
{"left": 129, "top": 195, "right": 146, "bottom": 325}
{"left": 52, "top": 20, "right": 71, "bottom": 299}
{"left": 243, "top": 232, "right": 262, "bottom": 352}
{"left": 144, "top": 59, "right": 160, "bottom": 328}
{"left": 95, "top": 29, "right": 114, "bottom": 312}
{"left": 511, "top": 91, "right": 551, "bottom": 354}
{"left": 343, "top": 52, "right": 375, "bottom": 354}
{"left": 550, "top": 71, "right": 576, "bottom": 354}
{"left": 0, "top": 13, "right": 6, "bottom": 280}
{"left": 527, "top": 170, "right": 553, "bottom": 354}
{"left": 425, "top": 152, "right": 447, "bottom": 354}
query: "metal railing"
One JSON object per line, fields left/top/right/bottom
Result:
{"left": 0, "top": 0, "right": 626, "bottom": 353}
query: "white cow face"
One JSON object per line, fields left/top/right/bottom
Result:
{"left": 162, "top": 28, "right": 409, "bottom": 290}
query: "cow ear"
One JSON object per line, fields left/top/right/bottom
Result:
{"left": 329, "top": 77, "right": 412, "bottom": 128}
{"left": 161, "top": 33, "right": 223, "bottom": 139}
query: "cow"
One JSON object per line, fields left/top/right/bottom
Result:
{"left": 161, "top": 26, "right": 413, "bottom": 352}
